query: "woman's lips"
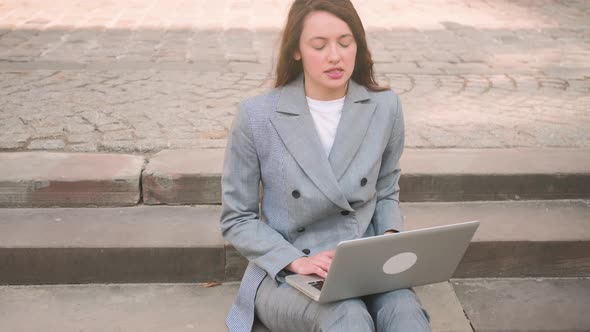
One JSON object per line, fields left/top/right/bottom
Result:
{"left": 325, "top": 68, "right": 344, "bottom": 79}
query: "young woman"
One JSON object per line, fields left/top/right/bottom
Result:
{"left": 220, "top": 0, "right": 431, "bottom": 331}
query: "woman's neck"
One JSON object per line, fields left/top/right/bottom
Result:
{"left": 303, "top": 80, "right": 348, "bottom": 101}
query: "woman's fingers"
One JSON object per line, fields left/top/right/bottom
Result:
{"left": 312, "top": 250, "right": 335, "bottom": 271}
{"left": 313, "top": 250, "right": 336, "bottom": 259}
{"left": 312, "top": 266, "right": 328, "bottom": 279}
{"left": 307, "top": 252, "right": 335, "bottom": 275}
{"left": 309, "top": 256, "right": 331, "bottom": 272}
{"left": 322, "top": 250, "right": 336, "bottom": 259}
{"left": 286, "top": 250, "right": 336, "bottom": 277}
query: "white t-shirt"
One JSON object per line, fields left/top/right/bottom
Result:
{"left": 306, "top": 96, "right": 345, "bottom": 156}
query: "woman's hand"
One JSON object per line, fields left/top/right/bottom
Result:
{"left": 285, "top": 250, "right": 336, "bottom": 279}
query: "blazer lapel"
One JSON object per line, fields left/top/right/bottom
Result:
{"left": 329, "top": 80, "right": 377, "bottom": 180}
{"left": 270, "top": 77, "right": 352, "bottom": 211}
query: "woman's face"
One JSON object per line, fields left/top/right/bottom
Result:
{"left": 295, "top": 10, "right": 357, "bottom": 101}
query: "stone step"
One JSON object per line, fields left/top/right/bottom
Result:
{"left": 0, "top": 281, "right": 472, "bottom": 332}
{"left": 136, "top": 148, "right": 590, "bottom": 204}
{"left": 452, "top": 278, "right": 590, "bottom": 332}
{"left": 1, "top": 278, "right": 588, "bottom": 332}
{"left": 0, "top": 152, "right": 145, "bottom": 208}
{"left": 140, "top": 148, "right": 590, "bottom": 204}
{"left": 0, "top": 200, "right": 588, "bottom": 284}
{"left": 2, "top": 148, "right": 590, "bottom": 208}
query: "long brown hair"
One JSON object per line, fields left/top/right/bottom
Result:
{"left": 275, "top": 0, "right": 387, "bottom": 91}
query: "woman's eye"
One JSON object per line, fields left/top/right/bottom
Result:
{"left": 339, "top": 37, "right": 354, "bottom": 48}
{"left": 312, "top": 45, "right": 325, "bottom": 50}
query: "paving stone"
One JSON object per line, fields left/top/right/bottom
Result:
{"left": 225, "top": 52, "right": 258, "bottom": 63}
{"left": 0, "top": 133, "right": 29, "bottom": 145}
{"left": 198, "top": 130, "right": 227, "bottom": 140}
{"left": 0, "top": 1, "right": 588, "bottom": 154}
{"left": 0, "top": 141, "right": 26, "bottom": 149}
{"left": 102, "top": 129, "right": 134, "bottom": 141}
{"left": 135, "top": 139, "right": 168, "bottom": 153}
{"left": 27, "top": 139, "right": 65, "bottom": 150}
{"left": 442, "top": 62, "right": 495, "bottom": 75}
{"left": 64, "top": 122, "right": 95, "bottom": 134}
{"left": 164, "top": 131, "right": 197, "bottom": 140}
{"left": 98, "top": 140, "right": 137, "bottom": 153}
{"left": 98, "top": 123, "right": 130, "bottom": 132}
{"left": 374, "top": 62, "right": 422, "bottom": 74}
{"left": 65, "top": 142, "right": 98, "bottom": 152}
{"left": 30, "top": 126, "right": 65, "bottom": 138}
{"left": 134, "top": 130, "right": 164, "bottom": 139}
{"left": 66, "top": 133, "right": 99, "bottom": 144}
{"left": 167, "top": 139, "right": 200, "bottom": 149}
{"left": 417, "top": 61, "right": 457, "bottom": 71}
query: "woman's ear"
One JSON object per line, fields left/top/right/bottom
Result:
{"left": 294, "top": 50, "right": 301, "bottom": 61}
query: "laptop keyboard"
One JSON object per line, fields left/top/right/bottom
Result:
{"left": 308, "top": 280, "right": 324, "bottom": 291}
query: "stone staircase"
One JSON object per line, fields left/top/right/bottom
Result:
{"left": 0, "top": 148, "right": 589, "bottom": 331}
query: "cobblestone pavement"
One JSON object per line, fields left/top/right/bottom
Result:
{"left": 0, "top": 0, "right": 589, "bottom": 152}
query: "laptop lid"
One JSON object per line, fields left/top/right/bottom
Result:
{"left": 315, "top": 220, "right": 479, "bottom": 303}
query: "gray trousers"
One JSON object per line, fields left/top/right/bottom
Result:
{"left": 254, "top": 275, "right": 431, "bottom": 332}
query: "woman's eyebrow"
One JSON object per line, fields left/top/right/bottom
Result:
{"left": 309, "top": 34, "right": 353, "bottom": 41}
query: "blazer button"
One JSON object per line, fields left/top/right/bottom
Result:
{"left": 341, "top": 211, "right": 350, "bottom": 216}
{"left": 292, "top": 190, "right": 301, "bottom": 198}
{"left": 361, "top": 178, "right": 368, "bottom": 186}
{"left": 297, "top": 227, "right": 306, "bottom": 232}
{"left": 302, "top": 248, "right": 311, "bottom": 255}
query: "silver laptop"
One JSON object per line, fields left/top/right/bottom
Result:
{"left": 286, "top": 220, "right": 479, "bottom": 303}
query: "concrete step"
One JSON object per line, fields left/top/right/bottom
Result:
{"left": 1, "top": 278, "right": 588, "bottom": 332}
{"left": 1, "top": 148, "right": 589, "bottom": 207}
{"left": 142, "top": 148, "right": 590, "bottom": 204}
{"left": 0, "top": 281, "right": 473, "bottom": 332}
{"left": 0, "top": 152, "right": 145, "bottom": 208}
{"left": 1, "top": 200, "right": 588, "bottom": 284}
{"left": 453, "top": 278, "right": 590, "bottom": 332}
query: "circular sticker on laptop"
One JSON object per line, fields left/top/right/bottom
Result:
{"left": 382, "top": 252, "right": 418, "bottom": 275}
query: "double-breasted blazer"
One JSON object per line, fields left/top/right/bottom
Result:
{"left": 220, "top": 75, "right": 405, "bottom": 331}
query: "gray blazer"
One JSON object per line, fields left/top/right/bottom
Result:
{"left": 220, "top": 76, "right": 405, "bottom": 331}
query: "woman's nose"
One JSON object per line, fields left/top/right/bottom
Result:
{"left": 327, "top": 44, "right": 341, "bottom": 62}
